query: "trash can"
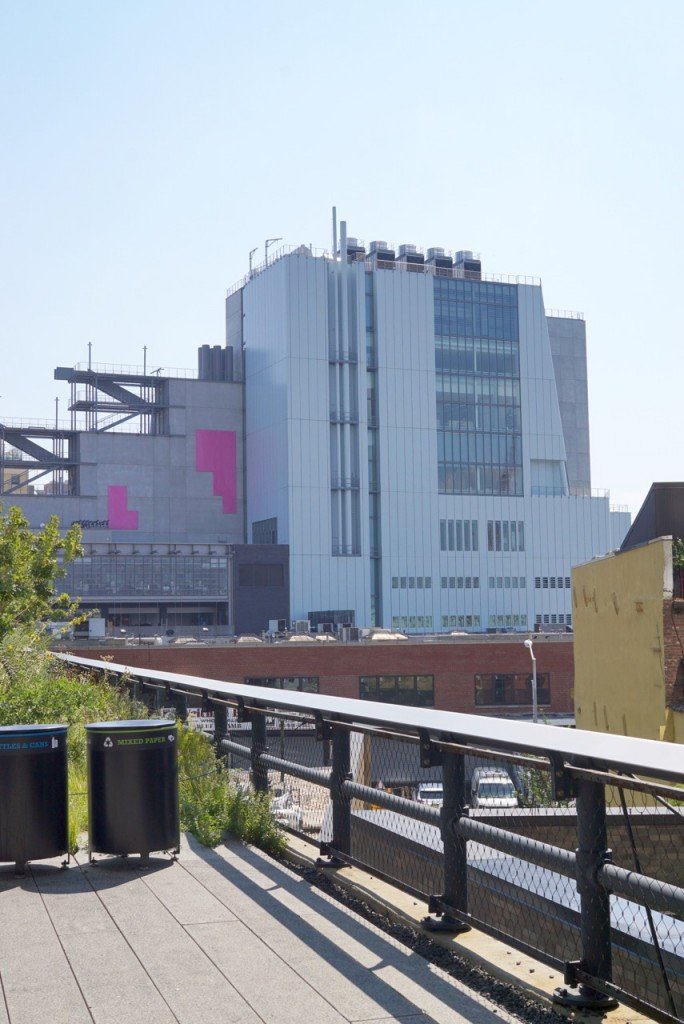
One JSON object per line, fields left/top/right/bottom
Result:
{"left": 0, "top": 724, "right": 69, "bottom": 873}
{"left": 86, "top": 719, "right": 180, "bottom": 863}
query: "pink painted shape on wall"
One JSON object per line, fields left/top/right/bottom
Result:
{"left": 107, "top": 485, "right": 139, "bottom": 530}
{"left": 195, "top": 429, "right": 237, "bottom": 514}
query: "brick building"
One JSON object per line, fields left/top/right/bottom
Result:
{"left": 72, "top": 634, "right": 574, "bottom": 717}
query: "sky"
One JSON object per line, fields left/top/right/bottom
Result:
{"left": 1, "top": 0, "right": 682, "bottom": 515}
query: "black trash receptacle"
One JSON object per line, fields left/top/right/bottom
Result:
{"left": 0, "top": 724, "right": 69, "bottom": 872}
{"left": 86, "top": 719, "right": 180, "bottom": 861}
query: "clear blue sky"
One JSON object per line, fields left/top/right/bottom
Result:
{"left": 1, "top": 1, "right": 682, "bottom": 514}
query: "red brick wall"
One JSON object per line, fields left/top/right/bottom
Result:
{"left": 74, "top": 638, "right": 574, "bottom": 716}
{"left": 663, "top": 598, "right": 684, "bottom": 705}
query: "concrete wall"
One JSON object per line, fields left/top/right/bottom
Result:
{"left": 8, "top": 377, "right": 244, "bottom": 545}
{"left": 573, "top": 538, "right": 672, "bottom": 740}
{"left": 546, "top": 316, "right": 590, "bottom": 494}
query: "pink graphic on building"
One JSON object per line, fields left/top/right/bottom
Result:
{"left": 107, "top": 485, "right": 139, "bottom": 530}
{"left": 195, "top": 429, "right": 237, "bottom": 514}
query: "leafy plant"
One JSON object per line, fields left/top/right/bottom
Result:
{"left": 0, "top": 629, "right": 286, "bottom": 855}
{"left": 178, "top": 726, "right": 285, "bottom": 854}
{"left": 673, "top": 537, "right": 684, "bottom": 570}
{"left": 0, "top": 506, "right": 84, "bottom": 640}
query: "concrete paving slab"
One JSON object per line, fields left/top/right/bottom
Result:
{"left": 186, "top": 921, "right": 349, "bottom": 1024}
{"left": 135, "top": 859, "right": 236, "bottom": 926}
{"left": 80, "top": 858, "right": 263, "bottom": 1024}
{"left": 31, "top": 861, "right": 177, "bottom": 1024}
{"left": 0, "top": 865, "right": 92, "bottom": 1024}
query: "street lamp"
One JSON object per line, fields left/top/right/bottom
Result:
{"left": 523, "top": 638, "right": 538, "bottom": 723}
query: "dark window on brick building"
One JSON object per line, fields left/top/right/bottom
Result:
{"left": 474, "top": 672, "right": 551, "bottom": 707}
{"left": 360, "top": 675, "right": 434, "bottom": 707}
{"left": 245, "top": 677, "right": 318, "bottom": 693}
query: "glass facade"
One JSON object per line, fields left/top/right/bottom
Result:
{"left": 435, "top": 279, "right": 522, "bottom": 496}
{"left": 64, "top": 554, "right": 228, "bottom": 598}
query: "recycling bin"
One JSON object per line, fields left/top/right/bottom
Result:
{"left": 0, "top": 724, "right": 69, "bottom": 872}
{"left": 86, "top": 719, "right": 180, "bottom": 862}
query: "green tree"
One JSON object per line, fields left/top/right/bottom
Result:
{"left": 0, "top": 505, "right": 83, "bottom": 639}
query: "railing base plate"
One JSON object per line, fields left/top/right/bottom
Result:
{"left": 421, "top": 914, "right": 471, "bottom": 934}
{"left": 552, "top": 985, "right": 618, "bottom": 1010}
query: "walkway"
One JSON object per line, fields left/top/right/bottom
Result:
{"left": 0, "top": 836, "right": 521, "bottom": 1024}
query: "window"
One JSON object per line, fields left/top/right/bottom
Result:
{"left": 474, "top": 673, "right": 551, "bottom": 707}
{"left": 246, "top": 677, "right": 319, "bottom": 693}
{"left": 360, "top": 674, "right": 434, "bottom": 706}
{"left": 252, "top": 517, "right": 278, "bottom": 545}
{"left": 439, "top": 519, "right": 479, "bottom": 551}
{"left": 487, "top": 520, "right": 525, "bottom": 551}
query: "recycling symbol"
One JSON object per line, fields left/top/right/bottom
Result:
{"left": 104, "top": 737, "right": 113, "bottom": 748}
{"left": 168, "top": 734, "right": 175, "bottom": 742}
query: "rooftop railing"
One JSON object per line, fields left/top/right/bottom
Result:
{"left": 58, "top": 653, "right": 684, "bottom": 1022}
{"left": 226, "top": 244, "right": 541, "bottom": 295}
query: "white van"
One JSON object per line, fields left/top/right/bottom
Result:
{"left": 470, "top": 768, "right": 518, "bottom": 809}
{"left": 416, "top": 782, "right": 444, "bottom": 807}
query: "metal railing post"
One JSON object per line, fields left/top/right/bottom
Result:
{"left": 323, "top": 724, "right": 350, "bottom": 865}
{"left": 553, "top": 776, "right": 618, "bottom": 1010}
{"left": 213, "top": 704, "right": 228, "bottom": 747}
{"left": 250, "top": 712, "right": 269, "bottom": 793}
{"left": 424, "top": 749, "right": 470, "bottom": 933}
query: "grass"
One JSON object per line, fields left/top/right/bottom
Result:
{"left": 0, "top": 628, "right": 285, "bottom": 856}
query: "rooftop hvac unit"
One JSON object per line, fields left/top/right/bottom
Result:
{"left": 426, "top": 247, "right": 445, "bottom": 260}
{"left": 398, "top": 243, "right": 417, "bottom": 256}
{"left": 294, "top": 619, "right": 310, "bottom": 634}
{"left": 455, "top": 250, "right": 474, "bottom": 263}
{"left": 369, "top": 240, "right": 389, "bottom": 253}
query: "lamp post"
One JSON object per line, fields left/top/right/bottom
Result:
{"left": 524, "top": 638, "right": 538, "bottom": 723}
{"left": 264, "top": 237, "right": 282, "bottom": 267}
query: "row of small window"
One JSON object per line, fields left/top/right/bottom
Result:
{"left": 535, "top": 577, "right": 571, "bottom": 589}
{"left": 391, "top": 616, "right": 434, "bottom": 630}
{"left": 245, "top": 671, "right": 552, "bottom": 710}
{"left": 535, "top": 613, "right": 573, "bottom": 626}
{"left": 441, "top": 576, "right": 480, "bottom": 589}
{"left": 245, "top": 677, "right": 319, "bottom": 692}
{"left": 391, "top": 577, "right": 432, "bottom": 589}
{"left": 441, "top": 615, "right": 482, "bottom": 628}
{"left": 488, "top": 520, "right": 525, "bottom": 551}
{"left": 487, "top": 615, "right": 528, "bottom": 628}
{"left": 440, "top": 518, "right": 478, "bottom": 551}
{"left": 489, "top": 576, "right": 526, "bottom": 589}
{"left": 475, "top": 673, "right": 550, "bottom": 707}
{"left": 360, "top": 674, "right": 434, "bottom": 706}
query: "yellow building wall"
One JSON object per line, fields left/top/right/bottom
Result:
{"left": 573, "top": 539, "right": 671, "bottom": 741}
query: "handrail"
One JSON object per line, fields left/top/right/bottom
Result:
{"left": 57, "top": 651, "right": 684, "bottom": 1021}
{"left": 55, "top": 653, "right": 684, "bottom": 783}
